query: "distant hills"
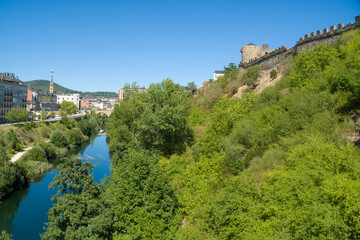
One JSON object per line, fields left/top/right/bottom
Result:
{"left": 24, "top": 80, "right": 118, "bottom": 98}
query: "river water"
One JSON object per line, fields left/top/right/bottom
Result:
{"left": 0, "top": 135, "right": 111, "bottom": 240}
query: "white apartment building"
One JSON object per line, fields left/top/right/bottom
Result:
{"left": 57, "top": 94, "right": 80, "bottom": 109}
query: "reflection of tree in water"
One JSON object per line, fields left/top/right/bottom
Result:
{"left": 0, "top": 188, "right": 30, "bottom": 233}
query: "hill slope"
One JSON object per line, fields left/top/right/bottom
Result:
{"left": 25, "top": 80, "right": 117, "bottom": 98}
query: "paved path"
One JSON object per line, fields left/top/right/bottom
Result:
{"left": 10, "top": 146, "right": 33, "bottom": 163}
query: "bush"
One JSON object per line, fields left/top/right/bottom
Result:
{"left": 6, "top": 129, "right": 21, "bottom": 152}
{"left": 270, "top": 69, "right": 278, "bottom": 80}
{"left": 24, "top": 145, "right": 47, "bottom": 162}
{"left": 230, "top": 86, "right": 239, "bottom": 96}
{"left": 51, "top": 130, "right": 68, "bottom": 148}
{"left": 0, "top": 163, "right": 28, "bottom": 199}
{"left": 65, "top": 128, "right": 87, "bottom": 146}
{"left": 39, "top": 142, "right": 57, "bottom": 159}
{"left": 243, "top": 65, "right": 262, "bottom": 88}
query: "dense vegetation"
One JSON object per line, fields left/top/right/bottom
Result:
{"left": 0, "top": 111, "right": 106, "bottom": 201}
{"left": 24, "top": 79, "right": 118, "bottom": 98}
{"left": 41, "top": 29, "right": 360, "bottom": 239}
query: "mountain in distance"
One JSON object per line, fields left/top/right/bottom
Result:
{"left": 24, "top": 80, "right": 118, "bottom": 98}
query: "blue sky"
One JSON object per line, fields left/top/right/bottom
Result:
{"left": 0, "top": 0, "right": 359, "bottom": 92}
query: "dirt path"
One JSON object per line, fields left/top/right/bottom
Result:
{"left": 10, "top": 146, "right": 33, "bottom": 163}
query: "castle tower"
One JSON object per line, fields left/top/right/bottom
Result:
{"left": 241, "top": 43, "right": 262, "bottom": 63}
{"left": 50, "top": 70, "right": 54, "bottom": 94}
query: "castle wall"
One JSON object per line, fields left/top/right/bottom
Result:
{"left": 239, "top": 15, "right": 360, "bottom": 71}
{"left": 294, "top": 21, "right": 359, "bottom": 54}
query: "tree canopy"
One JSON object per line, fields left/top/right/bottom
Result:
{"left": 5, "top": 107, "right": 28, "bottom": 123}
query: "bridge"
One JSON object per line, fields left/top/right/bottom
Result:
{"left": 94, "top": 109, "right": 113, "bottom": 116}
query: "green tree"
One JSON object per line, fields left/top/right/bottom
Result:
{"left": 110, "top": 148, "right": 180, "bottom": 239}
{"left": 50, "top": 130, "right": 68, "bottom": 148}
{"left": 41, "top": 109, "right": 47, "bottom": 121}
{"left": 60, "top": 101, "right": 78, "bottom": 115}
{"left": 42, "top": 158, "right": 113, "bottom": 240}
{"left": 5, "top": 107, "right": 28, "bottom": 123}
{"left": 6, "top": 129, "right": 21, "bottom": 152}
{"left": 224, "top": 62, "right": 237, "bottom": 73}
{"left": 135, "top": 79, "right": 194, "bottom": 155}
{"left": 243, "top": 65, "right": 262, "bottom": 88}
{"left": 187, "top": 81, "right": 197, "bottom": 95}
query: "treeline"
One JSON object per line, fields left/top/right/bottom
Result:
{"left": 42, "top": 29, "right": 360, "bottom": 239}
{"left": 0, "top": 110, "right": 106, "bottom": 201}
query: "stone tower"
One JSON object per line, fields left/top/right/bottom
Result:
{"left": 241, "top": 43, "right": 262, "bottom": 63}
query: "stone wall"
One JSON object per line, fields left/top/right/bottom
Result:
{"left": 239, "top": 46, "right": 289, "bottom": 70}
{"left": 239, "top": 15, "right": 360, "bottom": 71}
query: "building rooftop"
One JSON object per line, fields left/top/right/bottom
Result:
{"left": 0, "top": 72, "right": 23, "bottom": 84}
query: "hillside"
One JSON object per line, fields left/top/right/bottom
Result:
{"left": 25, "top": 80, "right": 118, "bottom": 98}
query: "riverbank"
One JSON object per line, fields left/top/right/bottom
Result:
{"left": 0, "top": 112, "right": 107, "bottom": 201}
{"left": 0, "top": 135, "right": 111, "bottom": 240}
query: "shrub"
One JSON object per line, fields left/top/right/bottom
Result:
{"left": 39, "top": 142, "right": 57, "bottom": 159}
{"left": 270, "top": 69, "right": 278, "bottom": 80}
{"left": 230, "top": 86, "right": 238, "bottom": 96}
{"left": 65, "top": 128, "right": 87, "bottom": 146}
{"left": 40, "top": 125, "right": 51, "bottom": 138}
{"left": 24, "top": 145, "right": 47, "bottom": 162}
{"left": 0, "top": 164, "right": 28, "bottom": 199}
{"left": 243, "top": 65, "right": 262, "bottom": 88}
{"left": 6, "top": 129, "right": 21, "bottom": 152}
{"left": 51, "top": 130, "right": 68, "bottom": 148}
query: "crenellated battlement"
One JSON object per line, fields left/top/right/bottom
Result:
{"left": 238, "top": 15, "right": 360, "bottom": 71}
{"left": 296, "top": 18, "right": 359, "bottom": 46}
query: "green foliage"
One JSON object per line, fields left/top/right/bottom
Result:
{"left": 6, "top": 129, "right": 21, "bottom": 152}
{"left": 5, "top": 107, "right": 28, "bottom": 123}
{"left": 42, "top": 158, "right": 113, "bottom": 240}
{"left": 110, "top": 148, "right": 180, "bottom": 239}
{"left": 0, "top": 230, "right": 12, "bottom": 240}
{"left": 50, "top": 130, "right": 68, "bottom": 148}
{"left": 243, "top": 65, "right": 262, "bottom": 88}
{"left": 38, "top": 142, "right": 57, "bottom": 159}
{"left": 135, "top": 79, "right": 193, "bottom": 155}
{"left": 230, "top": 86, "right": 238, "bottom": 96}
{"left": 108, "top": 79, "right": 193, "bottom": 156}
{"left": 41, "top": 109, "right": 47, "bottom": 121}
{"left": 65, "top": 128, "right": 87, "bottom": 146}
{"left": 224, "top": 62, "right": 237, "bottom": 73}
{"left": 106, "top": 97, "right": 144, "bottom": 153}
{"left": 289, "top": 44, "right": 338, "bottom": 89}
{"left": 188, "top": 106, "right": 206, "bottom": 126}
{"left": 0, "top": 163, "right": 28, "bottom": 200}
{"left": 60, "top": 115, "right": 76, "bottom": 129}
{"left": 60, "top": 100, "right": 78, "bottom": 115}
{"left": 270, "top": 69, "right": 278, "bottom": 80}
{"left": 187, "top": 81, "right": 197, "bottom": 94}
{"left": 23, "top": 145, "right": 47, "bottom": 162}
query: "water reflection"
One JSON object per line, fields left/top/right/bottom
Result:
{"left": 0, "top": 188, "right": 29, "bottom": 232}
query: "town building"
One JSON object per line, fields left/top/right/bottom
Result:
{"left": 213, "top": 70, "right": 225, "bottom": 81}
{"left": 57, "top": 94, "right": 80, "bottom": 109}
{"left": 118, "top": 88, "right": 146, "bottom": 100}
{"left": 0, "top": 73, "right": 27, "bottom": 122}
{"left": 80, "top": 99, "right": 94, "bottom": 109}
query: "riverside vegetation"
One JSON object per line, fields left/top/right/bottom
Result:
{"left": 0, "top": 108, "right": 107, "bottom": 202}
{"left": 8, "top": 28, "right": 358, "bottom": 239}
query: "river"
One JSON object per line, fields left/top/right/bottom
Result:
{"left": 0, "top": 135, "right": 111, "bottom": 240}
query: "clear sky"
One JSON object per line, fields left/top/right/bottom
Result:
{"left": 0, "top": 0, "right": 359, "bottom": 92}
